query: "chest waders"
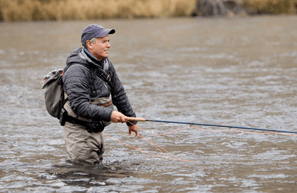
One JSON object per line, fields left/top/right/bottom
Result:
{"left": 62, "top": 94, "right": 113, "bottom": 133}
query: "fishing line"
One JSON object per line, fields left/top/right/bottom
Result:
{"left": 101, "top": 131, "right": 198, "bottom": 163}
{"left": 102, "top": 118, "right": 297, "bottom": 163}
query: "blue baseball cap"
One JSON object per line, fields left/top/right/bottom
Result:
{"left": 81, "top": 24, "right": 115, "bottom": 47}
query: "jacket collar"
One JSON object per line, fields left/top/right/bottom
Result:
{"left": 79, "top": 48, "right": 106, "bottom": 69}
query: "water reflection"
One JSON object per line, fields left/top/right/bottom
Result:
{"left": 46, "top": 164, "right": 132, "bottom": 187}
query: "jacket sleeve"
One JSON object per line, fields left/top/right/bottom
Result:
{"left": 108, "top": 61, "right": 137, "bottom": 126}
{"left": 63, "top": 64, "right": 113, "bottom": 122}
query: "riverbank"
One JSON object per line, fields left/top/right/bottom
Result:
{"left": 0, "top": 0, "right": 296, "bottom": 21}
{"left": 0, "top": 0, "right": 196, "bottom": 21}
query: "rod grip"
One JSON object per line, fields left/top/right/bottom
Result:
{"left": 126, "top": 117, "right": 146, "bottom": 122}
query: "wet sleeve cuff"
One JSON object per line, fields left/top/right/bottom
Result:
{"left": 126, "top": 120, "right": 137, "bottom": 127}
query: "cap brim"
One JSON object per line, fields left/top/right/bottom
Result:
{"left": 108, "top": 29, "right": 115, "bottom": 34}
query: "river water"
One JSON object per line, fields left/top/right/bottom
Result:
{"left": 0, "top": 15, "right": 297, "bottom": 192}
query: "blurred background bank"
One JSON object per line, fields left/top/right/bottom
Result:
{"left": 0, "top": 0, "right": 296, "bottom": 22}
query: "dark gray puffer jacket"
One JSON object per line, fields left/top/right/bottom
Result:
{"left": 63, "top": 48, "right": 136, "bottom": 126}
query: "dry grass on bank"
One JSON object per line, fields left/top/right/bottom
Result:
{"left": 0, "top": 0, "right": 296, "bottom": 21}
{"left": 0, "top": 0, "right": 196, "bottom": 21}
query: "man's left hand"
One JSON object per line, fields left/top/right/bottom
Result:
{"left": 128, "top": 124, "right": 138, "bottom": 136}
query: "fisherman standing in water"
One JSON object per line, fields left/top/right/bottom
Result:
{"left": 62, "top": 24, "right": 138, "bottom": 165}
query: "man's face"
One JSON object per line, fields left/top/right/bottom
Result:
{"left": 88, "top": 35, "right": 111, "bottom": 61}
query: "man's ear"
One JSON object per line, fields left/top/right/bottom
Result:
{"left": 85, "top": 40, "right": 92, "bottom": 50}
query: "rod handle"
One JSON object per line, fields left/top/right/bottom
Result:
{"left": 126, "top": 117, "right": 147, "bottom": 122}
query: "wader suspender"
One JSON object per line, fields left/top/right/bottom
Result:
{"left": 94, "top": 67, "right": 112, "bottom": 89}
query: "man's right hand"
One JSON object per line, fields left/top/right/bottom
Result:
{"left": 110, "top": 111, "right": 127, "bottom": 123}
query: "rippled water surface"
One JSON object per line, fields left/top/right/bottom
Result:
{"left": 0, "top": 16, "right": 297, "bottom": 192}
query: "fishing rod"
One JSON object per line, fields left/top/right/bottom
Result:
{"left": 127, "top": 118, "right": 297, "bottom": 135}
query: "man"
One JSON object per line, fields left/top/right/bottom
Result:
{"left": 62, "top": 24, "right": 138, "bottom": 165}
